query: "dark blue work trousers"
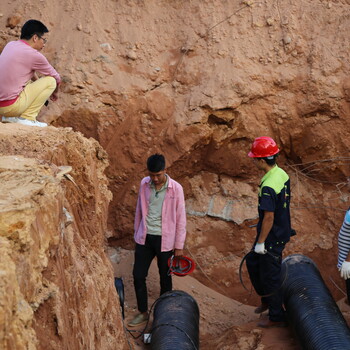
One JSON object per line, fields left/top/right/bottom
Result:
{"left": 246, "top": 243, "right": 286, "bottom": 322}
{"left": 133, "top": 234, "right": 173, "bottom": 313}
{"left": 346, "top": 279, "right": 350, "bottom": 305}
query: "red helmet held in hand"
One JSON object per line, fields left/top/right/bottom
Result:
{"left": 248, "top": 136, "right": 280, "bottom": 158}
{"left": 168, "top": 256, "right": 196, "bottom": 277}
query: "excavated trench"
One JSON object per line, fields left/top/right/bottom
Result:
{"left": 1, "top": 0, "right": 350, "bottom": 349}
{"left": 1, "top": 106, "right": 349, "bottom": 350}
{"left": 53, "top": 107, "right": 350, "bottom": 350}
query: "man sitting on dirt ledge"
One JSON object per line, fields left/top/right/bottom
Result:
{"left": 0, "top": 19, "right": 60, "bottom": 127}
{"left": 246, "top": 136, "right": 292, "bottom": 328}
{"left": 128, "top": 154, "right": 187, "bottom": 327}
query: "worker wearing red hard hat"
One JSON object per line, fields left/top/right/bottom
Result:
{"left": 246, "top": 136, "right": 292, "bottom": 328}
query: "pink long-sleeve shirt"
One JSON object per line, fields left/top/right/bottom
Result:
{"left": 134, "top": 175, "right": 187, "bottom": 252}
{"left": 0, "top": 40, "right": 61, "bottom": 102}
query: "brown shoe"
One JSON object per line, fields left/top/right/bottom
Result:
{"left": 127, "top": 312, "right": 148, "bottom": 327}
{"left": 257, "top": 318, "right": 287, "bottom": 328}
{"left": 254, "top": 303, "right": 268, "bottom": 314}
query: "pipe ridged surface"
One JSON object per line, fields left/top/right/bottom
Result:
{"left": 151, "top": 290, "right": 199, "bottom": 350}
{"left": 282, "top": 254, "right": 350, "bottom": 350}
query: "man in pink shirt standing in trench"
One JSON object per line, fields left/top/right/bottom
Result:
{"left": 128, "top": 153, "right": 187, "bottom": 327}
{"left": 0, "top": 19, "right": 61, "bottom": 127}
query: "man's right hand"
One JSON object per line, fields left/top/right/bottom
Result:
{"left": 341, "top": 261, "right": 350, "bottom": 280}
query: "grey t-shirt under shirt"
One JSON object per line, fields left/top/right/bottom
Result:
{"left": 146, "top": 176, "right": 168, "bottom": 236}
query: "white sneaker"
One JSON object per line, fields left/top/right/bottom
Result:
{"left": 2, "top": 116, "right": 19, "bottom": 123}
{"left": 1, "top": 116, "right": 47, "bottom": 127}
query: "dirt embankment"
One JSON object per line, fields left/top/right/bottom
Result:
{"left": 0, "top": 126, "right": 128, "bottom": 350}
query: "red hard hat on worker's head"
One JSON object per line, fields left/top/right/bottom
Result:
{"left": 248, "top": 136, "right": 280, "bottom": 158}
{"left": 168, "top": 256, "right": 196, "bottom": 277}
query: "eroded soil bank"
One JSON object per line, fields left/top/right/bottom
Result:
{"left": 0, "top": 126, "right": 128, "bottom": 350}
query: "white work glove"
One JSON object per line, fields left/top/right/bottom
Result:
{"left": 341, "top": 261, "right": 350, "bottom": 280}
{"left": 254, "top": 242, "right": 267, "bottom": 255}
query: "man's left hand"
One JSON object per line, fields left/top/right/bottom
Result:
{"left": 254, "top": 242, "right": 266, "bottom": 254}
{"left": 341, "top": 261, "right": 350, "bottom": 280}
{"left": 50, "top": 85, "right": 59, "bottom": 101}
{"left": 174, "top": 249, "right": 183, "bottom": 257}
{"left": 50, "top": 91, "right": 58, "bottom": 101}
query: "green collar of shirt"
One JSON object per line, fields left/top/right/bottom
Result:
{"left": 260, "top": 165, "right": 278, "bottom": 185}
{"left": 259, "top": 165, "right": 289, "bottom": 196}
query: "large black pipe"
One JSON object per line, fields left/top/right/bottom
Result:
{"left": 282, "top": 254, "right": 350, "bottom": 349}
{"left": 151, "top": 290, "right": 199, "bottom": 350}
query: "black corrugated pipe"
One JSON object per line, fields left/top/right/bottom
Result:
{"left": 151, "top": 290, "right": 199, "bottom": 350}
{"left": 282, "top": 254, "right": 350, "bottom": 349}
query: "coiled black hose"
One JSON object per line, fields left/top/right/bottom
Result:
{"left": 151, "top": 290, "right": 199, "bottom": 350}
{"left": 282, "top": 254, "right": 350, "bottom": 349}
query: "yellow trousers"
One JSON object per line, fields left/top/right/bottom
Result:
{"left": 0, "top": 76, "right": 56, "bottom": 121}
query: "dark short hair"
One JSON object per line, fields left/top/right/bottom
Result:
{"left": 261, "top": 153, "right": 279, "bottom": 166}
{"left": 147, "top": 154, "right": 165, "bottom": 172}
{"left": 20, "top": 20, "right": 49, "bottom": 40}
